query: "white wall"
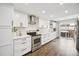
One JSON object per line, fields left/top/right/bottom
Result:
{"left": 39, "top": 19, "right": 49, "bottom": 28}
{"left": 59, "top": 18, "right": 77, "bottom": 25}
{"left": 0, "top": 5, "right": 13, "bottom": 26}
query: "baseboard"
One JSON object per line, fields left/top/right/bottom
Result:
{"left": 22, "top": 51, "right": 32, "bottom": 56}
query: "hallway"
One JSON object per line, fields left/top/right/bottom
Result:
{"left": 26, "top": 37, "right": 79, "bottom": 56}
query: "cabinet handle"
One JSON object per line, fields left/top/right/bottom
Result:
{"left": 22, "top": 42, "right": 26, "bottom": 44}
{"left": 21, "top": 48, "right": 27, "bottom": 51}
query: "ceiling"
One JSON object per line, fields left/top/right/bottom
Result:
{"left": 13, "top": 3, "right": 79, "bottom": 21}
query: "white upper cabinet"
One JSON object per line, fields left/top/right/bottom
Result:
{"left": 0, "top": 5, "right": 13, "bottom": 26}
{"left": 13, "top": 11, "right": 28, "bottom": 27}
{"left": 13, "top": 11, "right": 20, "bottom": 27}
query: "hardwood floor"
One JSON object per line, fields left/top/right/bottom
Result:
{"left": 26, "top": 37, "right": 79, "bottom": 56}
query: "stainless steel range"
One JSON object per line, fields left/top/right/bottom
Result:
{"left": 27, "top": 32, "right": 41, "bottom": 52}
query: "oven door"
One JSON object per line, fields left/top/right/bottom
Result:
{"left": 34, "top": 38, "right": 41, "bottom": 44}
{"left": 32, "top": 36, "right": 41, "bottom": 52}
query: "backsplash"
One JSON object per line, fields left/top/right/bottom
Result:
{"left": 13, "top": 27, "right": 27, "bottom": 36}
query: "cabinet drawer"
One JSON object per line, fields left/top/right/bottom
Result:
{"left": 14, "top": 38, "right": 26, "bottom": 45}
{"left": 14, "top": 37, "right": 31, "bottom": 45}
{"left": 14, "top": 46, "right": 31, "bottom": 56}
{"left": 14, "top": 41, "right": 31, "bottom": 53}
{"left": 22, "top": 45, "right": 31, "bottom": 55}
{"left": 14, "top": 44, "right": 23, "bottom": 51}
{"left": 14, "top": 37, "right": 31, "bottom": 56}
{"left": 14, "top": 45, "right": 27, "bottom": 56}
{"left": 14, "top": 50, "right": 22, "bottom": 56}
{"left": 14, "top": 47, "right": 27, "bottom": 56}
{"left": 14, "top": 38, "right": 22, "bottom": 45}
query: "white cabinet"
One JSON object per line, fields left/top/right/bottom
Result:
{"left": 41, "top": 34, "right": 49, "bottom": 45}
{"left": 0, "top": 44, "right": 12, "bottom": 56}
{"left": 13, "top": 11, "right": 28, "bottom": 27}
{"left": 22, "top": 15, "right": 28, "bottom": 27}
{"left": 13, "top": 11, "right": 20, "bottom": 27}
{"left": 13, "top": 36, "right": 31, "bottom": 56}
{"left": 41, "top": 32, "right": 58, "bottom": 45}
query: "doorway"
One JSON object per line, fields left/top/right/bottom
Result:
{"left": 59, "top": 18, "right": 77, "bottom": 40}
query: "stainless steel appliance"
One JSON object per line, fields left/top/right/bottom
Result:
{"left": 27, "top": 32, "right": 41, "bottom": 52}
{"left": 32, "top": 35, "right": 41, "bottom": 52}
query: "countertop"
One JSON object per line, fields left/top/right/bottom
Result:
{"left": 13, "top": 35, "right": 31, "bottom": 39}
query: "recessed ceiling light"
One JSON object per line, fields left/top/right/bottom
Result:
{"left": 65, "top": 10, "right": 68, "bottom": 14}
{"left": 59, "top": 3, "right": 64, "bottom": 5}
{"left": 42, "top": 10, "right": 46, "bottom": 14}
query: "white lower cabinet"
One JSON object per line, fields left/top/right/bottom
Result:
{"left": 13, "top": 36, "right": 31, "bottom": 56}
{"left": 0, "top": 44, "right": 13, "bottom": 56}
{"left": 41, "top": 34, "right": 48, "bottom": 45}
{"left": 41, "top": 32, "right": 58, "bottom": 45}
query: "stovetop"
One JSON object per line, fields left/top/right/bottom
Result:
{"left": 27, "top": 32, "right": 41, "bottom": 37}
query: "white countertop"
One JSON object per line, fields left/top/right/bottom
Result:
{"left": 13, "top": 35, "right": 31, "bottom": 39}
{"left": 41, "top": 31, "right": 57, "bottom": 35}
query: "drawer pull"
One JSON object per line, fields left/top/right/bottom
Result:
{"left": 22, "top": 42, "right": 26, "bottom": 44}
{"left": 21, "top": 48, "right": 27, "bottom": 51}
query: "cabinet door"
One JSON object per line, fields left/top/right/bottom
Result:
{"left": 13, "top": 11, "right": 20, "bottom": 27}
{"left": 19, "top": 13, "right": 28, "bottom": 27}
{"left": 0, "top": 44, "right": 12, "bottom": 56}
{"left": 13, "top": 11, "right": 28, "bottom": 27}
{"left": 0, "top": 28, "right": 12, "bottom": 46}
{"left": 41, "top": 34, "right": 47, "bottom": 45}
{"left": 23, "top": 15, "right": 28, "bottom": 27}
{"left": 22, "top": 45, "right": 31, "bottom": 55}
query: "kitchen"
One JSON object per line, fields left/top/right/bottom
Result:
{"left": 0, "top": 3, "right": 79, "bottom": 56}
